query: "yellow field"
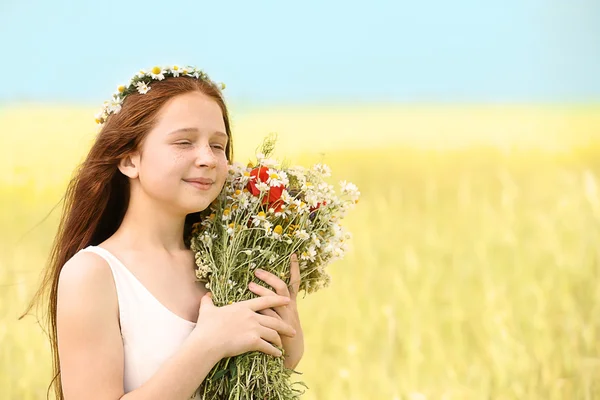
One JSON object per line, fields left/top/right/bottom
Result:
{"left": 2, "top": 104, "right": 600, "bottom": 399}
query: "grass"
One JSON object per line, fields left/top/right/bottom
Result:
{"left": 1, "top": 104, "right": 600, "bottom": 399}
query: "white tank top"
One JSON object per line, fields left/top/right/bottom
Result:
{"left": 79, "top": 245, "right": 202, "bottom": 399}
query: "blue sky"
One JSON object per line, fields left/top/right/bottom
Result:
{"left": 1, "top": 0, "right": 599, "bottom": 104}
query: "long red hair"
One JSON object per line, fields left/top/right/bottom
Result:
{"left": 19, "top": 75, "right": 234, "bottom": 400}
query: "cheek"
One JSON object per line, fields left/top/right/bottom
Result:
{"left": 210, "top": 159, "right": 228, "bottom": 193}
{"left": 140, "top": 148, "right": 186, "bottom": 187}
{"left": 217, "top": 157, "right": 229, "bottom": 182}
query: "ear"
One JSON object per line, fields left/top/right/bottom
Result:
{"left": 118, "top": 152, "right": 141, "bottom": 179}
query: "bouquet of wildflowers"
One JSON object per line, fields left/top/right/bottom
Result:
{"left": 189, "top": 136, "right": 360, "bottom": 399}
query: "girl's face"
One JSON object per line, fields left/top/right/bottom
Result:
{"left": 131, "top": 91, "right": 229, "bottom": 215}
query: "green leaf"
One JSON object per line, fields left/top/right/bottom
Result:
{"left": 212, "top": 369, "right": 227, "bottom": 380}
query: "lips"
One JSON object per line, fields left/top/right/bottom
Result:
{"left": 184, "top": 178, "right": 214, "bottom": 185}
{"left": 184, "top": 178, "right": 215, "bottom": 190}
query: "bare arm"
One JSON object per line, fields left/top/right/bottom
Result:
{"left": 57, "top": 252, "right": 221, "bottom": 400}
{"left": 121, "top": 329, "right": 221, "bottom": 400}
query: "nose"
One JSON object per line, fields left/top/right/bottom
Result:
{"left": 194, "top": 143, "right": 217, "bottom": 168}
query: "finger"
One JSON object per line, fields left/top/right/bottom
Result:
{"left": 200, "top": 292, "right": 213, "bottom": 308}
{"left": 246, "top": 294, "right": 290, "bottom": 312}
{"left": 258, "top": 308, "right": 281, "bottom": 320}
{"left": 255, "top": 269, "right": 290, "bottom": 298}
{"left": 259, "top": 326, "right": 283, "bottom": 348}
{"left": 257, "top": 314, "right": 296, "bottom": 338}
{"left": 289, "top": 253, "right": 300, "bottom": 300}
{"left": 249, "top": 281, "right": 277, "bottom": 297}
{"left": 255, "top": 338, "right": 283, "bottom": 358}
{"left": 248, "top": 282, "right": 288, "bottom": 319}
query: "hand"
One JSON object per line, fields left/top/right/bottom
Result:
{"left": 249, "top": 253, "right": 304, "bottom": 370}
{"left": 191, "top": 292, "right": 296, "bottom": 360}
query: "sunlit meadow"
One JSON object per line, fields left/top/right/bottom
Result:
{"left": 2, "top": 104, "right": 600, "bottom": 399}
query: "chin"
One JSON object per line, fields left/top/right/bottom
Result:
{"left": 183, "top": 197, "right": 215, "bottom": 214}
{"left": 177, "top": 186, "right": 216, "bottom": 211}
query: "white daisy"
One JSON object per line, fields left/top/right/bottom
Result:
{"left": 271, "top": 225, "right": 284, "bottom": 240}
{"left": 221, "top": 209, "right": 232, "bottom": 221}
{"left": 263, "top": 220, "right": 273, "bottom": 231}
{"left": 340, "top": 180, "right": 360, "bottom": 201}
{"left": 267, "top": 169, "right": 284, "bottom": 187}
{"left": 200, "top": 232, "right": 212, "bottom": 246}
{"left": 304, "top": 193, "right": 319, "bottom": 208}
{"left": 115, "top": 85, "right": 127, "bottom": 97}
{"left": 281, "top": 189, "right": 294, "bottom": 204}
{"left": 294, "top": 229, "right": 310, "bottom": 241}
{"left": 311, "top": 233, "right": 322, "bottom": 248}
{"left": 94, "top": 111, "right": 106, "bottom": 124}
{"left": 170, "top": 65, "right": 181, "bottom": 77}
{"left": 136, "top": 81, "right": 150, "bottom": 94}
{"left": 149, "top": 66, "right": 165, "bottom": 80}
{"left": 331, "top": 246, "right": 345, "bottom": 259}
{"left": 229, "top": 162, "right": 245, "bottom": 174}
{"left": 293, "top": 199, "right": 309, "bottom": 214}
{"left": 108, "top": 99, "right": 122, "bottom": 114}
{"left": 313, "top": 163, "right": 331, "bottom": 177}
{"left": 252, "top": 212, "right": 267, "bottom": 227}
{"left": 255, "top": 182, "right": 269, "bottom": 192}
{"left": 237, "top": 194, "right": 251, "bottom": 210}
{"left": 300, "top": 246, "right": 317, "bottom": 262}
{"left": 323, "top": 242, "right": 335, "bottom": 254}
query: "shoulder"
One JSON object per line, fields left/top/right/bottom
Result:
{"left": 58, "top": 249, "right": 115, "bottom": 293}
{"left": 57, "top": 249, "right": 118, "bottom": 320}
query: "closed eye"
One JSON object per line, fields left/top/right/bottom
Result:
{"left": 175, "top": 141, "right": 192, "bottom": 146}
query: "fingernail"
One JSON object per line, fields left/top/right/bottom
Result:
{"left": 255, "top": 269, "right": 264, "bottom": 275}
{"left": 291, "top": 254, "right": 297, "bottom": 261}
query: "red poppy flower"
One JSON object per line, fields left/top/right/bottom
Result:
{"left": 247, "top": 166, "right": 269, "bottom": 196}
{"left": 246, "top": 166, "right": 285, "bottom": 212}
{"left": 269, "top": 198, "right": 284, "bottom": 213}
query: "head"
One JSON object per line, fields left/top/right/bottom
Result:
{"left": 20, "top": 70, "right": 233, "bottom": 399}
{"left": 117, "top": 87, "right": 230, "bottom": 220}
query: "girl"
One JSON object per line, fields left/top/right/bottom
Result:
{"left": 21, "top": 66, "right": 305, "bottom": 399}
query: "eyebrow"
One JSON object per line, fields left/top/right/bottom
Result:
{"left": 168, "top": 127, "right": 228, "bottom": 138}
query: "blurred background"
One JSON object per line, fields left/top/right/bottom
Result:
{"left": 2, "top": 0, "right": 600, "bottom": 399}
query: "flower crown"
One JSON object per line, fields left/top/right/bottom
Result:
{"left": 95, "top": 65, "right": 226, "bottom": 126}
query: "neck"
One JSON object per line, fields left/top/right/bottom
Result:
{"left": 111, "top": 185, "right": 188, "bottom": 254}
